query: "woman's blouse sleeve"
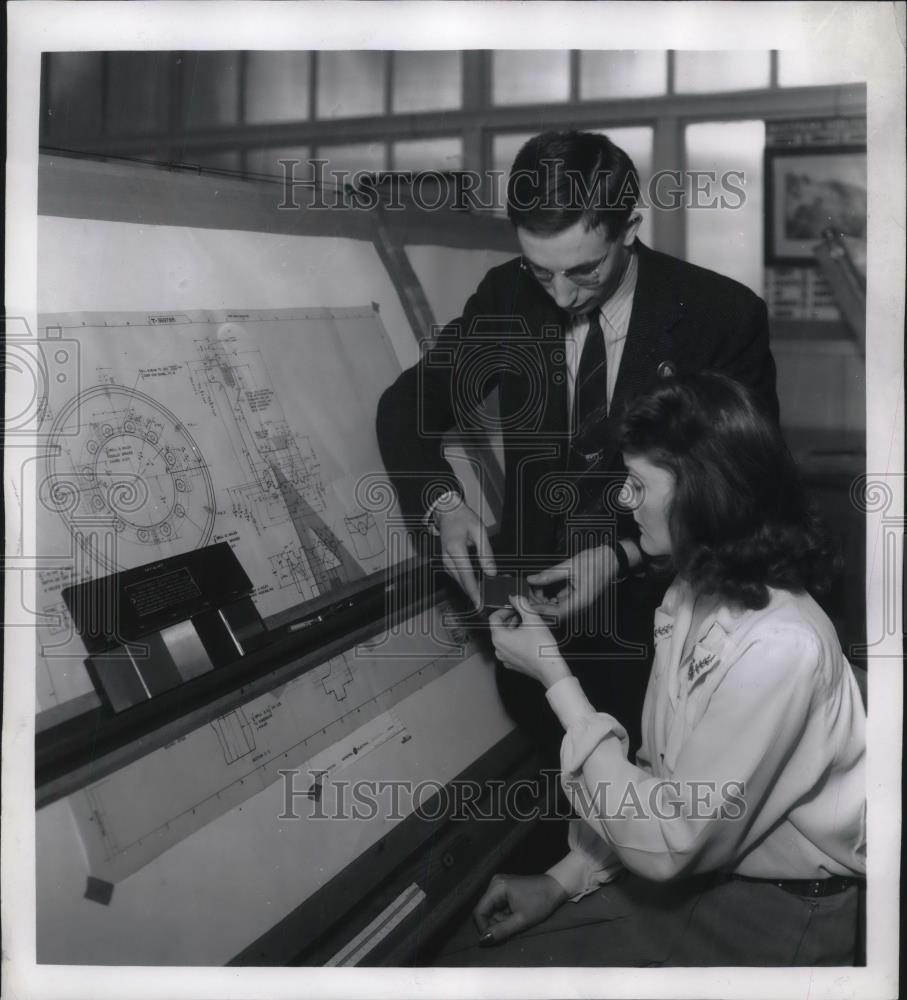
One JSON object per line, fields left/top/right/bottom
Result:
{"left": 545, "top": 817, "right": 624, "bottom": 901}
{"left": 540, "top": 675, "right": 633, "bottom": 899}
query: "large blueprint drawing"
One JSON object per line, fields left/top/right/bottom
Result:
{"left": 25, "top": 306, "right": 411, "bottom": 711}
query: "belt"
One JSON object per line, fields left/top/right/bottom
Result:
{"left": 730, "top": 873, "right": 864, "bottom": 899}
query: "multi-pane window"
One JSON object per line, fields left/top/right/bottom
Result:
{"left": 315, "top": 142, "right": 387, "bottom": 181}
{"left": 685, "top": 120, "right": 766, "bottom": 295}
{"left": 245, "top": 52, "right": 312, "bottom": 124}
{"left": 44, "top": 52, "right": 105, "bottom": 139}
{"left": 579, "top": 50, "right": 667, "bottom": 99}
{"left": 183, "top": 52, "right": 243, "bottom": 127}
{"left": 674, "top": 50, "right": 771, "bottom": 93}
{"left": 39, "top": 47, "right": 862, "bottom": 233}
{"left": 392, "top": 52, "right": 461, "bottom": 112}
{"left": 392, "top": 138, "right": 464, "bottom": 173}
{"left": 491, "top": 50, "right": 570, "bottom": 105}
{"left": 316, "top": 51, "right": 386, "bottom": 118}
{"left": 106, "top": 52, "right": 172, "bottom": 134}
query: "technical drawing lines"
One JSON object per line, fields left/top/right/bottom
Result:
{"left": 189, "top": 334, "right": 327, "bottom": 512}
{"left": 272, "top": 464, "right": 365, "bottom": 593}
{"left": 343, "top": 511, "right": 385, "bottom": 561}
{"left": 211, "top": 708, "right": 256, "bottom": 764}
{"left": 42, "top": 384, "right": 215, "bottom": 571}
{"left": 317, "top": 655, "right": 355, "bottom": 702}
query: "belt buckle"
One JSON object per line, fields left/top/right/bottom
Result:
{"left": 772, "top": 878, "right": 822, "bottom": 898}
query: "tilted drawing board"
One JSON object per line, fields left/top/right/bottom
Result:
{"left": 29, "top": 155, "right": 518, "bottom": 715}
{"left": 27, "top": 154, "right": 518, "bottom": 963}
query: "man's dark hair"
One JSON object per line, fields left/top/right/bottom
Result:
{"left": 506, "top": 130, "right": 640, "bottom": 238}
{"left": 619, "top": 372, "right": 837, "bottom": 610}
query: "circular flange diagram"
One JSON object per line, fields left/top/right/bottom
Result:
{"left": 43, "top": 385, "right": 216, "bottom": 571}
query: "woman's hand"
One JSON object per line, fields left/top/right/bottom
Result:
{"left": 472, "top": 873, "right": 568, "bottom": 946}
{"left": 488, "top": 596, "right": 571, "bottom": 689}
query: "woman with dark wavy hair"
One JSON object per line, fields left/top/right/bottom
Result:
{"left": 619, "top": 371, "right": 836, "bottom": 609}
{"left": 437, "top": 372, "right": 866, "bottom": 967}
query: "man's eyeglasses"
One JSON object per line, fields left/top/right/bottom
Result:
{"left": 520, "top": 250, "right": 611, "bottom": 288}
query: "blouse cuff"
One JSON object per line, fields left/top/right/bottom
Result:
{"left": 545, "top": 849, "right": 622, "bottom": 902}
{"left": 545, "top": 851, "right": 593, "bottom": 901}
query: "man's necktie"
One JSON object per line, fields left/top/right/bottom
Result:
{"left": 570, "top": 309, "right": 607, "bottom": 463}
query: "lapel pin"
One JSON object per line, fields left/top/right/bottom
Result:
{"left": 657, "top": 361, "right": 676, "bottom": 378}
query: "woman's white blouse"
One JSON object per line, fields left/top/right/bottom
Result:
{"left": 544, "top": 580, "right": 866, "bottom": 901}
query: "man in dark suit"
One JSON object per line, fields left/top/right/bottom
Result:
{"left": 377, "top": 130, "right": 778, "bottom": 757}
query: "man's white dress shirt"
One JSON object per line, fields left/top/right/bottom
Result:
{"left": 565, "top": 251, "right": 638, "bottom": 417}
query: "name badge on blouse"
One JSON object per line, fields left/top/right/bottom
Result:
{"left": 686, "top": 623, "right": 728, "bottom": 688}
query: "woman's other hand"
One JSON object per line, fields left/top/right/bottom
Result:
{"left": 488, "top": 596, "right": 571, "bottom": 689}
{"left": 472, "top": 873, "right": 567, "bottom": 946}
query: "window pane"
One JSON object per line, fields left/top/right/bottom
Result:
{"left": 316, "top": 142, "right": 387, "bottom": 181}
{"left": 316, "top": 51, "right": 386, "bottom": 118}
{"left": 580, "top": 50, "right": 667, "bottom": 99}
{"left": 43, "top": 52, "right": 105, "bottom": 140}
{"left": 492, "top": 50, "right": 569, "bottom": 105}
{"left": 245, "top": 146, "right": 312, "bottom": 179}
{"left": 685, "top": 120, "right": 765, "bottom": 296}
{"left": 184, "top": 52, "right": 241, "bottom": 127}
{"left": 492, "top": 133, "right": 533, "bottom": 175}
{"left": 106, "top": 52, "right": 171, "bottom": 134}
{"left": 778, "top": 50, "right": 863, "bottom": 87}
{"left": 393, "top": 51, "right": 461, "bottom": 112}
{"left": 674, "top": 50, "right": 770, "bottom": 93}
{"left": 393, "top": 138, "right": 463, "bottom": 172}
{"left": 245, "top": 52, "right": 311, "bottom": 124}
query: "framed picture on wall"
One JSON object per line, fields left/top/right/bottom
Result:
{"left": 764, "top": 145, "right": 867, "bottom": 265}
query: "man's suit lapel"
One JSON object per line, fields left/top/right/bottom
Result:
{"left": 495, "top": 267, "right": 569, "bottom": 443}
{"left": 531, "top": 290, "right": 570, "bottom": 437}
{"left": 498, "top": 276, "right": 571, "bottom": 554}
{"left": 602, "top": 242, "right": 684, "bottom": 462}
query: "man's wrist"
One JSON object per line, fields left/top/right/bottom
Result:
{"left": 619, "top": 539, "right": 643, "bottom": 571}
{"left": 610, "top": 541, "right": 630, "bottom": 582}
{"left": 609, "top": 540, "right": 645, "bottom": 582}
{"left": 424, "top": 490, "right": 464, "bottom": 533}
